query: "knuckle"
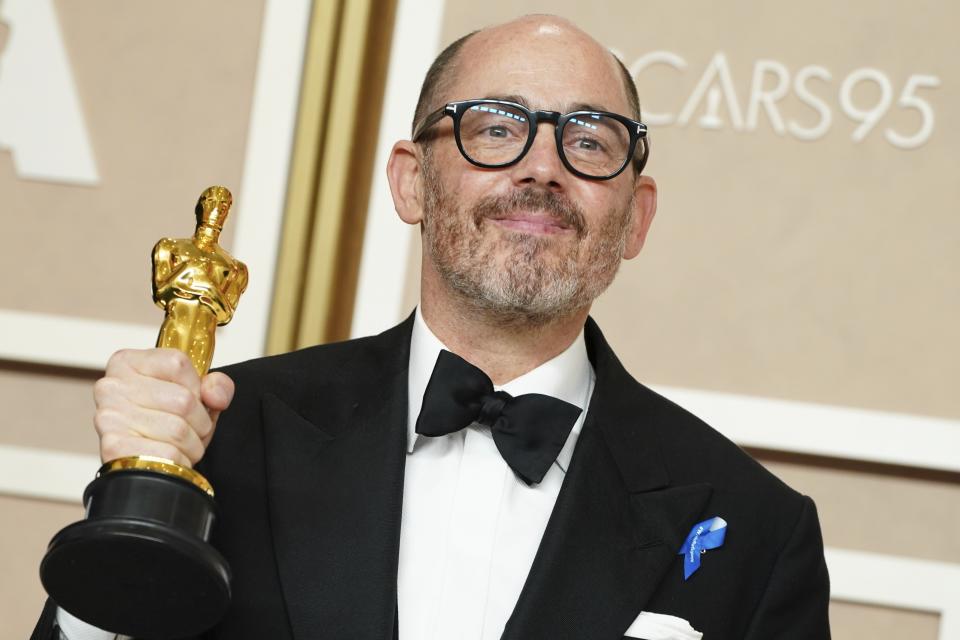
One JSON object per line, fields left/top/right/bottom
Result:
{"left": 93, "top": 407, "right": 120, "bottom": 434}
{"left": 201, "top": 416, "right": 215, "bottom": 438}
{"left": 105, "top": 349, "right": 129, "bottom": 373}
{"left": 162, "top": 445, "right": 191, "bottom": 468}
{"left": 99, "top": 431, "right": 124, "bottom": 460}
{"left": 186, "top": 447, "right": 203, "bottom": 466}
{"left": 93, "top": 377, "right": 119, "bottom": 404}
{"left": 167, "top": 418, "right": 192, "bottom": 444}
{"left": 166, "top": 351, "right": 191, "bottom": 374}
{"left": 168, "top": 388, "right": 196, "bottom": 418}
{"left": 92, "top": 378, "right": 108, "bottom": 403}
{"left": 197, "top": 415, "right": 215, "bottom": 440}
{"left": 92, "top": 411, "right": 106, "bottom": 435}
{"left": 200, "top": 418, "right": 217, "bottom": 445}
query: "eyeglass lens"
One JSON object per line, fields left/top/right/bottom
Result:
{"left": 458, "top": 102, "right": 632, "bottom": 177}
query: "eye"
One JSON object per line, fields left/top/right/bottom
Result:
{"left": 565, "top": 134, "right": 606, "bottom": 155}
{"left": 573, "top": 137, "right": 601, "bottom": 151}
{"left": 461, "top": 104, "right": 527, "bottom": 142}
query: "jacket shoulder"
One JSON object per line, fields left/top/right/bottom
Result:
{"left": 585, "top": 317, "right": 801, "bottom": 502}
{"left": 637, "top": 382, "right": 799, "bottom": 498}
{"left": 218, "top": 316, "right": 411, "bottom": 393}
{"left": 205, "top": 316, "right": 412, "bottom": 448}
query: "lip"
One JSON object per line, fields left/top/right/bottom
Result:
{"left": 488, "top": 212, "right": 573, "bottom": 235}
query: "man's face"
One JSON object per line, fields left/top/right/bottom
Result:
{"left": 420, "top": 149, "right": 634, "bottom": 323}
{"left": 415, "top": 20, "right": 652, "bottom": 323}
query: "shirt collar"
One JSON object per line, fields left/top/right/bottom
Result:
{"left": 407, "top": 307, "right": 595, "bottom": 472}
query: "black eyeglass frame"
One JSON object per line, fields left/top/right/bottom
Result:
{"left": 412, "top": 99, "right": 650, "bottom": 180}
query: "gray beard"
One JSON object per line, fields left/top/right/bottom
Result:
{"left": 420, "top": 158, "right": 632, "bottom": 325}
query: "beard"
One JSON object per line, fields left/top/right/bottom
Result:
{"left": 420, "top": 155, "right": 634, "bottom": 325}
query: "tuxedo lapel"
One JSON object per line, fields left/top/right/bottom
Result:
{"left": 504, "top": 320, "right": 712, "bottom": 639}
{"left": 262, "top": 321, "right": 412, "bottom": 640}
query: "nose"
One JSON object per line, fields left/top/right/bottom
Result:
{"left": 508, "top": 123, "right": 568, "bottom": 191}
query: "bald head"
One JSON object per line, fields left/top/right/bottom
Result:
{"left": 411, "top": 15, "right": 641, "bottom": 136}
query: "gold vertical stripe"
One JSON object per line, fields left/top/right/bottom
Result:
{"left": 296, "top": 0, "right": 376, "bottom": 348}
{"left": 266, "top": 0, "right": 343, "bottom": 355}
{"left": 266, "top": 0, "right": 396, "bottom": 354}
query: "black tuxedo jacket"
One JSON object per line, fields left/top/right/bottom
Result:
{"left": 35, "top": 316, "right": 830, "bottom": 639}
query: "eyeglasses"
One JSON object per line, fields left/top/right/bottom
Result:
{"left": 412, "top": 99, "right": 649, "bottom": 180}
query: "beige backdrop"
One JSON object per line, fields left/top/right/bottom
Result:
{"left": 393, "top": 1, "right": 959, "bottom": 638}
{"left": 2, "top": 0, "right": 959, "bottom": 638}
{"left": 0, "top": 0, "right": 263, "bottom": 326}
{"left": 0, "top": 1, "right": 264, "bottom": 637}
{"left": 431, "top": 0, "right": 958, "bottom": 417}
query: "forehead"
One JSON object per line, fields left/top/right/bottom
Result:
{"left": 446, "top": 21, "right": 630, "bottom": 115}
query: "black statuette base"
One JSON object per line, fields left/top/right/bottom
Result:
{"left": 40, "top": 470, "right": 231, "bottom": 640}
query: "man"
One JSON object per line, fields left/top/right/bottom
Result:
{"left": 37, "top": 15, "right": 830, "bottom": 640}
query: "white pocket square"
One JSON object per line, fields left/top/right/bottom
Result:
{"left": 624, "top": 611, "right": 703, "bottom": 640}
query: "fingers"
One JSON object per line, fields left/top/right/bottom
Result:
{"left": 201, "top": 372, "right": 235, "bottom": 412}
{"left": 199, "top": 373, "right": 235, "bottom": 448}
{"left": 95, "top": 375, "right": 213, "bottom": 442}
{"left": 106, "top": 348, "right": 201, "bottom": 395}
{"left": 94, "top": 348, "right": 236, "bottom": 468}
{"left": 95, "top": 402, "right": 207, "bottom": 465}
{"left": 97, "top": 418, "right": 196, "bottom": 468}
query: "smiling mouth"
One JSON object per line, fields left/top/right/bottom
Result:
{"left": 469, "top": 189, "right": 587, "bottom": 238}
{"left": 488, "top": 212, "right": 574, "bottom": 235}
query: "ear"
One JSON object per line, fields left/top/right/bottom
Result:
{"left": 387, "top": 140, "right": 425, "bottom": 225}
{"left": 622, "top": 175, "right": 657, "bottom": 260}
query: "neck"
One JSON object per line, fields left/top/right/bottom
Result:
{"left": 419, "top": 271, "right": 589, "bottom": 386}
{"left": 194, "top": 224, "right": 221, "bottom": 246}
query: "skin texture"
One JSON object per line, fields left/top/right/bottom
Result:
{"left": 94, "top": 348, "right": 233, "bottom": 467}
{"left": 92, "top": 14, "right": 657, "bottom": 465}
{"left": 387, "top": 15, "right": 657, "bottom": 384}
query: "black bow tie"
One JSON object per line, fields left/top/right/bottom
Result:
{"left": 415, "top": 350, "right": 582, "bottom": 485}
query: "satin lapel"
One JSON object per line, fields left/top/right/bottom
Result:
{"left": 262, "top": 329, "right": 410, "bottom": 640}
{"left": 503, "top": 320, "right": 712, "bottom": 639}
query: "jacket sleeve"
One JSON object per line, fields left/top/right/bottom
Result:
{"left": 31, "top": 601, "right": 213, "bottom": 640}
{"left": 743, "top": 495, "right": 832, "bottom": 639}
{"left": 30, "top": 599, "right": 60, "bottom": 640}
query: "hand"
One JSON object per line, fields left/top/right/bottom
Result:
{"left": 94, "top": 348, "right": 235, "bottom": 468}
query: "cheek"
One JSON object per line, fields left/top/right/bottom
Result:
{"left": 447, "top": 167, "right": 504, "bottom": 206}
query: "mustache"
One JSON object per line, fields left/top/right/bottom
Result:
{"left": 469, "top": 189, "right": 587, "bottom": 237}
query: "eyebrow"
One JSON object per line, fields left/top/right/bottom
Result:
{"left": 483, "top": 95, "right": 612, "bottom": 114}
{"left": 489, "top": 94, "right": 530, "bottom": 107}
{"left": 568, "top": 101, "right": 610, "bottom": 113}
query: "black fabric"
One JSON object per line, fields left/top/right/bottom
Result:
{"left": 31, "top": 598, "right": 60, "bottom": 640}
{"left": 33, "top": 316, "right": 830, "bottom": 639}
{"left": 415, "top": 349, "right": 582, "bottom": 484}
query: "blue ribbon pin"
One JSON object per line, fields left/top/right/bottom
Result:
{"left": 677, "top": 516, "right": 727, "bottom": 580}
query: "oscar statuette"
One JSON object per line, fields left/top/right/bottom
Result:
{"left": 40, "top": 186, "right": 249, "bottom": 639}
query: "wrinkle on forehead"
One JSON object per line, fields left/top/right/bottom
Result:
{"left": 486, "top": 94, "right": 618, "bottom": 115}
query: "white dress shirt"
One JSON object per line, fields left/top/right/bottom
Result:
{"left": 58, "top": 309, "right": 594, "bottom": 639}
{"left": 399, "top": 309, "right": 594, "bottom": 639}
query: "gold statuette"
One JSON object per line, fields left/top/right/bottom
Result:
{"left": 153, "top": 185, "right": 248, "bottom": 376}
{"left": 40, "top": 186, "right": 248, "bottom": 638}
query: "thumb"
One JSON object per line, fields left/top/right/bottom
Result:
{"left": 200, "top": 372, "right": 235, "bottom": 447}
{"left": 200, "top": 371, "right": 235, "bottom": 414}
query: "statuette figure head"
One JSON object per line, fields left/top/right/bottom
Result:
{"left": 195, "top": 186, "right": 233, "bottom": 231}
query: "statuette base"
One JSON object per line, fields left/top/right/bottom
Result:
{"left": 40, "top": 468, "right": 231, "bottom": 639}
